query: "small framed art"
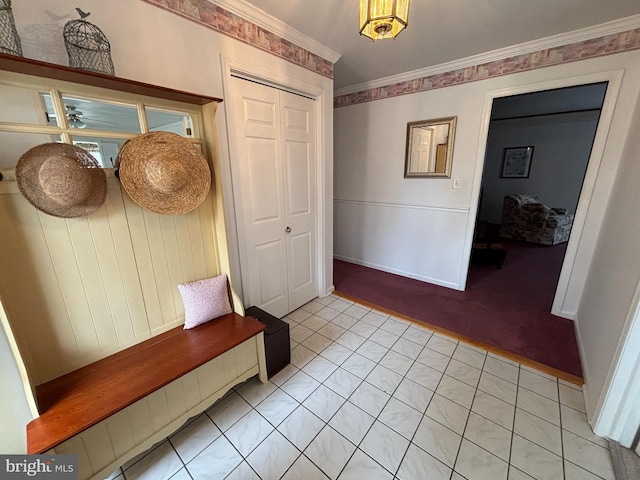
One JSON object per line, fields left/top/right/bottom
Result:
{"left": 501, "top": 146, "right": 534, "bottom": 178}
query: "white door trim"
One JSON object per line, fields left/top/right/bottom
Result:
{"left": 460, "top": 69, "right": 625, "bottom": 321}
{"left": 219, "top": 54, "right": 328, "bottom": 308}
{"left": 591, "top": 280, "right": 640, "bottom": 446}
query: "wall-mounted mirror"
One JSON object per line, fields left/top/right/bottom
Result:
{"left": 404, "top": 116, "right": 457, "bottom": 178}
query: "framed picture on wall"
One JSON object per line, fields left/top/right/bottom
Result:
{"left": 501, "top": 146, "right": 534, "bottom": 178}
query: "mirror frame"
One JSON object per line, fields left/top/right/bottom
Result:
{"left": 404, "top": 116, "right": 457, "bottom": 178}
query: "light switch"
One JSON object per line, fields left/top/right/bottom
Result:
{"left": 453, "top": 178, "right": 461, "bottom": 189}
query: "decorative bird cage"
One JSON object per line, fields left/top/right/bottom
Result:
{"left": 0, "top": 0, "right": 23, "bottom": 56}
{"left": 63, "top": 9, "right": 114, "bottom": 76}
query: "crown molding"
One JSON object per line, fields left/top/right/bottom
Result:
{"left": 335, "top": 14, "right": 640, "bottom": 96}
{"left": 210, "top": 0, "right": 341, "bottom": 64}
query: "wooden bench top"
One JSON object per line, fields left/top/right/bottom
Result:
{"left": 27, "top": 313, "right": 265, "bottom": 454}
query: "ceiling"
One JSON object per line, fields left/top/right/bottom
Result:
{"left": 238, "top": 0, "right": 640, "bottom": 90}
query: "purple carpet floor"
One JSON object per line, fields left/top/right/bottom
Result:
{"left": 334, "top": 240, "right": 583, "bottom": 378}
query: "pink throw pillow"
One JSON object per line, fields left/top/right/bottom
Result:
{"left": 178, "top": 274, "right": 232, "bottom": 329}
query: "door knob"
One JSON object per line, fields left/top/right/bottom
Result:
{"left": 285, "top": 226, "right": 291, "bottom": 233}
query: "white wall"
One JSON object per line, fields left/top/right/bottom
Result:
{"left": 480, "top": 111, "right": 599, "bottom": 224}
{"left": 3, "top": 0, "right": 334, "bottom": 454}
{"left": 334, "top": 50, "right": 640, "bottom": 424}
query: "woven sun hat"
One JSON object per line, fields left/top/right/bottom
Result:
{"left": 117, "top": 131, "right": 211, "bottom": 215}
{"left": 16, "top": 143, "right": 107, "bottom": 218}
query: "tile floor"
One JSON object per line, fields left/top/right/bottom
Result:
{"left": 108, "top": 295, "right": 615, "bottom": 480}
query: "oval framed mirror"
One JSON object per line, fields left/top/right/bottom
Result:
{"left": 404, "top": 116, "right": 457, "bottom": 178}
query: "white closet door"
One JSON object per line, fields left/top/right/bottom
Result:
{"left": 229, "top": 77, "right": 317, "bottom": 318}
{"left": 281, "top": 92, "right": 317, "bottom": 311}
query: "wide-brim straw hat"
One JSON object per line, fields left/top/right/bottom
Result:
{"left": 117, "top": 131, "right": 211, "bottom": 215}
{"left": 16, "top": 143, "right": 107, "bottom": 218}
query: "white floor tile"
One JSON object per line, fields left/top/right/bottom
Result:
{"left": 477, "top": 371, "right": 517, "bottom": 405}
{"left": 483, "top": 356, "right": 519, "bottom": 384}
{"left": 360, "top": 421, "right": 410, "bottom": 473}
{"left": 302, "top": 315, "right": 330, "bottom": 331}
{"left": 463, "top": 412, "right": 512, "bottom": 461}
{"left": 305, "top": 426, "right": 357, "bottom": 480}
{"left": 170, "top": 414, "right": 221, "bottom": 463}
{"left": 206, "top": 391, "right": 252, "bottom": 431}
{"left": 393, "top": 378, "right": 434, "bottom": 413}
{"left": 564, "top": 460, "right": 604, "bottom": 480}
{"left": 278, "top": 406, "right": 325, "bottom": 450}
{"left": 290, "top": 323, "right": 315, "bottom": 343}
{"left": 562, "top": 430, "right": 615, "bottom": 480}
{"left": 332, "top": 313, "right": 359, "bottom": 330}
{"left": 324, "top": 367, "right": 362, "bottom": 398}
{"left": 328, "top": 298, "right": 354, "bottom": 313}
{"left": 302, "top": 355, "right": 339, "bottom": 382}
{"left": 378, "top": 397, "right": 422, "bottom": 439}
{"left": 413, "top": 415, "right": 462, "bottom": 467}
{"left": 350, "top": 321, "right": 378, "bottom": 338}
{"left": 396, "top": 444, "right": 451, "bottom": 480}
{"left": 224, "top": 461, "right": 260, "bottom": 480}
{"left": 167, "top": 468, "right": 191, "bottom": 480}
{"left": 436, "top": 374, "right": 476, "bottom": 409}
{"left": 125, "top": 442, "right": 182, "bottom": 480}
{"left": 426, "top": 393, "right": 470, "bottom": 435}
{"left": 287, "top": 308, "right": 313, "bottom": 322}
{"left": 255, "top": 388, "right": 299, "bottom": 427}
{"left": 291, "top": 343, "right": 317, "bottom": 368}
{"left": 559, "top": 383, "right": 587, "bottom": 413}
{"left": 342, "top": 352, "right": 377, "bottom": 379}
{"left": 302, "top": 300, "right": 328, "bottom": 314}
{"left": 401, "top": 325, "right": 433, "bottom": 346}
{"left": 361, "top": 311, "right": 389, "bottom": 328}
{"left": 282, "top": 454, "right": 330, "bottom": 480}
{"left": 246, "top": 430, "right": 300, "bottom": 480}
{"left": 225, "top": 409, "right": 274, "bottom": 456}
{"left": 329, "top": 401, "right": 376, "bottom": 445}
{"left": 391, "top": 337, "right": 423, "bottom": 359}
{"left": 281, "top": 370, "right": 321, "bottom": 402}
{"left": 560, "top": 404, "right": 609, "bottom": 448}
{"left": 510, "top": 434, "right": 563, "bottom": 480}
{"left": 320, "top": 342, "right": 353, "bottom": 365}
{"left": 380, "top": 349, "right": 413, "bottom": 376}
{"left": 303, "top": 384, "right": 346, "bottom": 421}
{"left": 507, "top": 466, "right": 536, "bottom": 480}
{"left": 445, "top": 358, "right": 482, "bottom": 388}
{"left": 426, "top": 335, "right": 457, "bottom": 356}
{"left": 406, "top": 362, "right": 443, "bottom": 390}
{"left": 302, "top": 332, "right": 334, "bottom": 354}
{"left": 356, "top": 339, "right": 389, "bottom": 362}
{"left": 348, "top": 381, "right": 390, "bottom": 417}
{"left": 315, "top": 307, "right": 340, "bottom": 321}
{"left": 344, "top": 305, "right": 369, "bottom": 320}
{"left": 472, "top": 390, "right": 515, "bottom": 430}
{"left": 335, "top": 330, "right": 367, "bottom": 350}
{"left": 270, "top": 363, "right": 299, "bottom": 386}
{"left": 369, "top": 329, "right": 400, "bottom": 348}
{"left": 518, "top": 369, "right": 558, "bottom": 401}
{"left": 338, "top": 449, "right": 393, "bottom": 480}
{"left": 317, "top": 323, "right": 347, "bottom": 341}
{"left": 513, "top": 408, "right": 562, "bottom": 456}
{"left": 416, "top": 347, "right": 451, "bottom": 372}
{"left": 365, "top": 364, "right": 403, "bottom": 394}
{"left": 236, "top": 377, "right": 278, "bottom": 406}
{"left": 186, "top": 435, "right": 242, "bottom": 480}
{"left": 452, "top": 344, "right": 487, "bottom": 369}
{"left": 380, "top": 318, "right": 409, "bottom": 336}
{"left": 455, "top": 438, "right": 508, "bottom": 480}
{"left": 517, "top": 386, "right": 560, "bottom": 426}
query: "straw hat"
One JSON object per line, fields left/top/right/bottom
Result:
{"left": 117, "top": 132, "right": 211, "bottom": 215}
{"left": 16, "top": 143, "right": 107, "bottom": 218}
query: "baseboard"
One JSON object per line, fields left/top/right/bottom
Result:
{"left": 333, "top": 255, "right": 460, "bottom": 290}
{"left": 610, "top": 440, "right": 640, "bottom": 480}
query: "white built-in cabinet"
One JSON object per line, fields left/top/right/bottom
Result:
{"left": 227, "top": 77, "right": 318, "bottom": 318}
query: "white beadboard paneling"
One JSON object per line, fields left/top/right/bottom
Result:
{"left": 54, "top": 435, "right": 92, "bottom": 480}
{"left": 105, "top": 410, "right": 137, "bottom": 458}
{"left": 187, "top": 209, "right": 209, "bottom": 280}
{"left": 182, "top": 370, "right": 202, "bottom": 408}
{"left": 166, "top": 379, "right": 188, "bottom": 421}
{"left": 82, "top": 422, "right": 117, "bottom": 473}
{"left": 147, "top": 389, "right": 172, "bottom": 433}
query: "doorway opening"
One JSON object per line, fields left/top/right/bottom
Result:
{"left": 470, "top": 82, "right": 608, "bottom": 319}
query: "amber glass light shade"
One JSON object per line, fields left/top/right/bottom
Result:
{"left": 359, "top": 0, "right": 409, "bottom": 40}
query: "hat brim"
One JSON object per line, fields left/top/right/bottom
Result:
{"left": 117, "top": 132, "right": 211, "bottom": 215}
{"left": 16, "top": 143, "right": 107, "bottom": 218}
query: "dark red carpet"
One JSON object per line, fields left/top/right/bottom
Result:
{"left": 334, "top": 240, "right": 583, "bottom": 378}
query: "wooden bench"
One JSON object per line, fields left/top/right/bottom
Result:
{"left": 26, "top": 312, "right": 267, "bottom": 480}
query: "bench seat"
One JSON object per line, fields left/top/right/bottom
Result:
{"left": 27, "top": 312, "right": 266, "bottom": 478}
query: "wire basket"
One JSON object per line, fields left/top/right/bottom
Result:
{"left": 0, "top": 0, "right": 23, "bottom": 56}
{"left": 63, "top": 17, "right": 114, "bottom": 76}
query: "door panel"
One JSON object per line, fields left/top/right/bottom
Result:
{"left": 229, "top": 76, "right": 317, "bottom": 318}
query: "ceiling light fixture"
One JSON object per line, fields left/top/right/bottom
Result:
{"left": 68, "top": 117, "right": 87, "bottom": 129}
{"left": 359, "top": 0, "right": 409, "bottom": 40}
